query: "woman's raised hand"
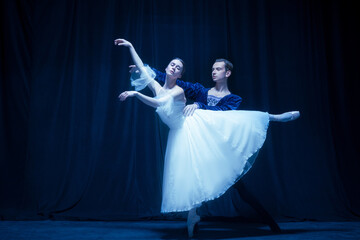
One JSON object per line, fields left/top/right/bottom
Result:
{"left": 114, "top": 39, "right": 144, "bottom": 69}
{"left": 118, "top": 91, "right": 137, "bottom": 101}
{"left": 114, "top": 38, "right": 132, "bottom": 48}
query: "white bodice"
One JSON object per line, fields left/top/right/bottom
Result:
{"left": 156, "top": 99, "right": 186, "bottom": 129}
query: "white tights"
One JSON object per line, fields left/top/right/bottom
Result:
{"left": 269, "top": 111, "right": 300, "bottom": 122}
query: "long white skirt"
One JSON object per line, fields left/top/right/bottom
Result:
{"left": 161, "top": 110, "right": 269, "bottom": 213}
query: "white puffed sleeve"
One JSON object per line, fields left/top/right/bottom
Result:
{"left": 130, "top": 65, "right": 156, "bottom": 91}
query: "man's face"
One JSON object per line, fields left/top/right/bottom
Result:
{"left": 165, "top": 59, "right": 183, "bottom": 79}
{"left": 212, "top": 61, "right": 229, "bottom": 82}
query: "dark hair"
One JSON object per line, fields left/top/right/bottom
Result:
{"left": 215, "top": 58, "right": 233, "bottom": 71}
{"left": 172, "top": 57, "right": 186, "bottom": 75}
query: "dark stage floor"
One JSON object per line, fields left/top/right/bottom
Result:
{"left": 0, "top": 220, "right": 359, "bottom": 239}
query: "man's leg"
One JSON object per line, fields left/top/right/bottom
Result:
{"left": 232, "top": 180, "right": 281, "bottom": 233}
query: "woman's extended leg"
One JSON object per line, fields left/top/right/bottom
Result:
{"left": 269, "top": 111, "right": 300, "bottom": 122}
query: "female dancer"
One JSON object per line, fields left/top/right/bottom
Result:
{"left": 115, "top": 38, "right": 299, "bottom": 237}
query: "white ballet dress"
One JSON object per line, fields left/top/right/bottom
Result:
{"left": 131, "top": 66, "right": 270, "bottom": 213}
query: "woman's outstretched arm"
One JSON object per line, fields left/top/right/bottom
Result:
{"left": 118, "top": 87, "right": 184, "bottom": 108}
{"left": 119, "top": 91, "right": 161, "bottom": 108}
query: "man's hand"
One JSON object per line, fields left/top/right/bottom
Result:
{"left": 183, "top": 103, "right": 199, "bottom": 117}
{"left": 129, "top": 65, "right": 139, "bottom": 74}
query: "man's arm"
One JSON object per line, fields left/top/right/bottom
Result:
{"left": 151, "top": 67, "right": 206, "bottom": 101}
{"left": 183, "top": 95, "right": 242, "bottom": 116}
{"left": 151, "top": 67, "right": 166, "bottom": 85}
{"left": 196, "top": 95, "right": 242, "bottom": 110}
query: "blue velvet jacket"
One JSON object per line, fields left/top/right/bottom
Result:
{"left": 151, "top": 68, "right": 242, "bottom": 111}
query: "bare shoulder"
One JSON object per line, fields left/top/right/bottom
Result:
{"left": 174, "top": 85, "right": 184, "bottom": 94}
{"left": 172, "top": 85, "right": 185, "bottom": 101}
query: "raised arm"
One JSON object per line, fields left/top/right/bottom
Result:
{"left": 114, "top": 39, "right": 144, "bottom": 68}
{"left": 114, "top": 38, "right": 161, "bottom": 94}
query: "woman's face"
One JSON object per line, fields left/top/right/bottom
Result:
{"left": 165, "top": 59, "right": 183, "bottom": 79}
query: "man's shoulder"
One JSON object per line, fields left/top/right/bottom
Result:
{"left": 176, "top": 80, "right": 207, "bottom": 90}
{"left": 226, "top": 93, "right": 242, "bottom": 101}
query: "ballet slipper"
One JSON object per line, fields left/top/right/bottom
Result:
{"left": 270, "top": 111, "right": 301, "bottom": 122}
{"left": 288, "top": 111, "right": 300, "bottom": 121}
{"left": 187, "top": 208, "right": 200, "bottom": 238}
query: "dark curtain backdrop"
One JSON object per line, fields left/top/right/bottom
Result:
{"left": 1, "top": 0, "right": 359, "bottom": 221}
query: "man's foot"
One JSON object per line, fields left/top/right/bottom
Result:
{"left": 187, "top": 208, "right": 200, "bottom": 238}
{"left": 232, "top": 182, "right": 282, "bottom": 234}
{"left": 268, "top": 219, "right": 281, "bottom": 233}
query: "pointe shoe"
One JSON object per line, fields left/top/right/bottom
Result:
{"left": 278, "top": 111, "right": 300, "bottom": 122}
{"left": 187, "top": 209, "right": 200, "bottom": 238}
{"left": 288, "top": 111, "right": 300, "bottom": 121}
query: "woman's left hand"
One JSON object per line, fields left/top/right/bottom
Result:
{"left": 118, "top": 91, "right": 137, "bottom": 101}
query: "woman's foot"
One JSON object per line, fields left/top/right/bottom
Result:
{"left": 269, "top": 111, "right": 300, "bottom": 122}
{"left": 187, "top": 208, "right": 200, "bottom": 238}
